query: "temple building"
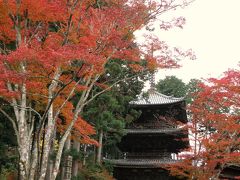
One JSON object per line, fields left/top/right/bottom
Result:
{"left": 109, "top": 86, "right": 189, "bottom": 180}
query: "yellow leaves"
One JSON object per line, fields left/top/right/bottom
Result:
{"left": 53, "top": 139, "right": 59, "bottom": 151}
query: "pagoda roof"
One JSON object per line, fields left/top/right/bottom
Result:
{"left": 106, "top": 158, "right": 177, "bottom": 168}
{"left": 125, "top": 128, "right": 184, "bottom": 134}
{"left": 130, "top": 89, "right": 184, "bottom": 106}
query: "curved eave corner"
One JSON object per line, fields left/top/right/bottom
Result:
{"left": 129, "top": 90, "right": 185, "bottom": 106}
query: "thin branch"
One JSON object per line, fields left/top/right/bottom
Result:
{"left": 7, "top": 104, "right": 42, "bottom": 119}
{"left": 26, "top": 92, "right": 49, "bottom": 99}
{"left": 146, "top": 0, "right": 196, "bottom": 23}
{"left": 38, "top": 68, "right": 62, "bottom": 130}
{"left": 51, "top": 75, "right": 93, "bottom": 176}
{"left": 7, "top": 82, "right": 20, "bottom": 122}
{"left": 84, "top": 73, "right": 143, "bottom": 106}
{"left": 63, "top": 0, "right": 80, "bottom": 45}
{"left": 0, "top": 46, "right": 7, "bottom": 55}
{"left": 38, "top": 62, "right": 84, "bottom": 125}
{"left": 29, "top": 116, "right": 36, "bottom": 138}
{"left": 52, "top": 79, "right": 81, "bottom": 122}
{"left": 74, "top": 75, "right": 92, "bottom": 111}
{"left": 59, "top": 74, "right": 94, "bottom": 140}
{"left": 27, "top": 22, "right": 42, "bottom": 44}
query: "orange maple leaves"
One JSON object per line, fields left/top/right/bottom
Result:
{"left": 0, "top": 0, "right": 197, "bottom": 147}
{"left": 0, "top": 0, "right": 148, "bottom": 145}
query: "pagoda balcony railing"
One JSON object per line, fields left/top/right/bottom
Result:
{"left": 126, "top": 152, "right": 172, "bottom": 159}
{"left": 127, "top": 122, "right": 177, "bottom": 129}
{"left": 125, "top": 128, "right": 184, "bottom": 134}
{"left": 105, "top": 158, "right": 178, "bottom": 167}
{"left": 115, "top": 152, "right": 180, "bottom": 161}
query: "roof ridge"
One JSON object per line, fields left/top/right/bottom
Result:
{"left": 152, "top": 90, "right": 184, "bottom": 100}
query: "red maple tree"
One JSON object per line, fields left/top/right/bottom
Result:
{"left": 0, "top": 0, "right": 194, "bottom": 179}
{"left": 169, "top": 67, "right": 240, "bottom": 179}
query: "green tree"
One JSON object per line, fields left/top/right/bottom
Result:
{"left": 82, "top": 59, "right": 145, "bottom": 164}
{"left": 156, "top": 76, "right": 187, "bottom": 97}
{"left": 156, "top": 76, "right": 203, "bottom": 104}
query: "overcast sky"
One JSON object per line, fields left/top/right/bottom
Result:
{"left": 135, "top": 0, "right": 240, "bottom": 84}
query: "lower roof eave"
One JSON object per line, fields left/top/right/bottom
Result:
{"left": 125, "top": 128, "right": 186, "bottom": 134}
{"left": 113, "top": 164, "right": 165, "bottom": 168}
{"left": 105, "top": 159, "right": 178, "bottom": 168}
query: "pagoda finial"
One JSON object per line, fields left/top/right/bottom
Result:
{"left": 149, "top": 42, "right": 156, "bottom": 91}
{"left": 149, "top": 71, "right": 156, "bottom": 91}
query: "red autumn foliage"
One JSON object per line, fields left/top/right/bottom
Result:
{"left": 169, "top": 67, "right": 240, "bottom": 179}
{"left": 139, "top": 35, "right": 195, "bottom": 71}
{"left": 0, "top": 0, "right": 195, "bottom": 178}
{"left": 0, "top": 0, "right": 194, "bottom": 141}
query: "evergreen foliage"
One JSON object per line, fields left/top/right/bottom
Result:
{"left": 82, "top": 59, "right": 146, "bottom": 159}
{"left": 156, "top": 76, "right": 187, "bottom": 97}
{"left": 156, "top": 76, "right": 203, "bottom": 105}
{"left": 0, "top": 106, "right": 18, "bottom": 178}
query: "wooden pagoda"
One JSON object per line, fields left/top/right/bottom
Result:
{"left": 108, "top": 87, "right": 189, "bottom": 180}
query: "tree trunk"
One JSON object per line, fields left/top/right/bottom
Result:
{"left": 40, "top": 69, "right": 61, "bottom": 180}
{"left": 19, "top": 145, "right": 30, "bottom": 180}
{"left": 45, "top": 128, "right": 56, "bottom": 180}
{"left": 29, "top": 140, "right": 38, "bottom": 180}
{"left": 14, "top": 19, "right": 30, "bottom": 180}
{"left": 64, "top": 135, "right": 72, "bottom": 180}
{"left": 97, "top": 129, "right": 103, "bottom": 164}
{"left": 60, "top": 134, "right": 72, "bottom": 180}
{"left": 51, "top": 77, "right": 95, "bottom": 180}
{"left": 52, "top": 135, "right": 68, "bottom": 180}
{"left": 93, "top": 145, "right": 96, "bottom": 163}
{"left": 72, "top": 140, "right": 80, "bottom": 177}
{"left": 39, "top": 106, "right": 55, "bottom": 180}
{"left": 18, "top": 124, "right": 30, "bottom": 180}
{"left": 18, "top": 80, "right": 31, "bottom": 180}
{"left": 83, "top": 145, "right": 87, "bottom": 166}
{"left": 45, "top": 160, "right": 53, "bottom": 180}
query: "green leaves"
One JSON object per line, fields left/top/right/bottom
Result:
{"left": 156, "top": 76, "right": 187, "bottom": 97}
{"left": 81, "top": 58, "right": 145, "bottom": 159}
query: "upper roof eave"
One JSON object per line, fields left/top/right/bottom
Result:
{"left": 129, "top": 90, "right": 185, "bottom": 106}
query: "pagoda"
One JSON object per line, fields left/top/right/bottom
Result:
{"left": 108, "top": 78, "right": 189, "bottom": 180}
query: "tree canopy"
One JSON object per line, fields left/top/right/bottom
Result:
{"left": 169, "top": 67, "right": 240, "bottom": 179}
{"left": 156, "top": 76, "right": 187, "bottom": 97}
{"left": 0, "top": 0, "right": 194, "bottom": 179}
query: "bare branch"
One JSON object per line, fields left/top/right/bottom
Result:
{"left": 29, "top": 116, "right": 36, "bottom": 138}
{"left": 84, "top": 73, "right": 143, "bottom": 106}
{"left": 8, "top": 104, "right": 42, "bottom": 119}
{"left": 26, "top": 92, "right": 49, "bottom": 99}
{"left": 52, "top": 79, "right": 81, "bottom": 122}
{"left": 7, "top": 82, "right": 20, "bottom": 122}
{"left": 63, "top": 0, "right": 80, "bottom": 45}
{"left": 27, "top": 22, "right": 42, "bottom": 44}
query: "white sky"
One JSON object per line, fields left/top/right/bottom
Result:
{"left": 135, "top": 0, "right": 240, "bottom": 83}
